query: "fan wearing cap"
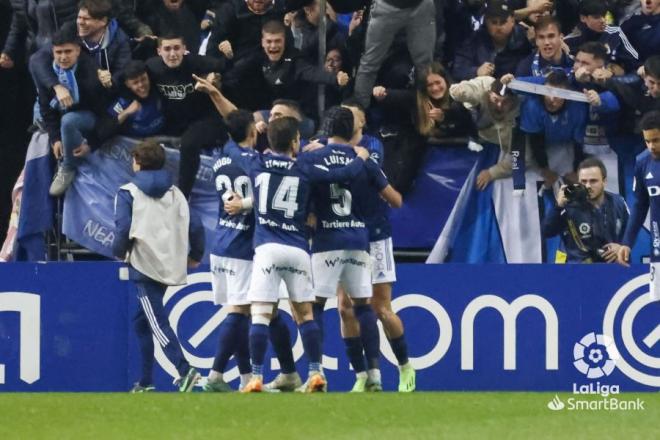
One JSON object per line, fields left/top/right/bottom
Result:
{"left": 452, "top": 0, "right": 533, "bottom": 82}
{"left": 564, "top": 0, "right": 639, "bottom": 74}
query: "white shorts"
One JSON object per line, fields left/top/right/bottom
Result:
{"left": 651, "top": 263, "right": 660, "bottom": 301}
{"left": 312, "top": 250, "right": 372, "bottom": 298}
{"left": 248, "top": 243, "right": 314, "bottom": 303}
{"left": 370, "top": 237, "right": 396, "bottom": 284}
{"left": 209, "top": 254, "right": 252, "bottom": 306}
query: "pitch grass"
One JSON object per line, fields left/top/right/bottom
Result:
{"left": 0, "top": 392, "right": 657, "bottom": 440}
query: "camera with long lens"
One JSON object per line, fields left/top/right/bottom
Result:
{"left": 563, "top": 183, "right": 589, "bottom": 204}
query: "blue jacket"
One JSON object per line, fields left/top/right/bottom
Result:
{"left": 543, "top": 189, "right": 629, "bottom": 263}
{"left": 113, "top": 169, "right": 205, "bottom": 265}
{"left": 29, "top": 19, "right": 132, "bottom": 91}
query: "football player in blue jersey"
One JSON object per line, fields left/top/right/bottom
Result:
{"left": 225, "top": 116, "right": 371, "bottom": 392}
{"left": 204, "top": 110, "right": 257, "bottom": 392}
{"left": 618, "top": 111, "right": 660, "bottom": 300}
{"left": 304, "top": 106, "right": 401, "bottom": 392}
{"left": 337, "top": 101, "right": 415, "bottom": 392}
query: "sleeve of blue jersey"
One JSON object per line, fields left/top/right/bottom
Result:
{"left": 112, "top": 189, "right": 134, "bottom": 259}
{"left": 622, "top": 156, "right": 650, "bottom": 247}
{"left": 365, "top": 157, "right": 389, "bottom": 191}
{"left": 304, "top": 153, "right": 365, "bottom": 183}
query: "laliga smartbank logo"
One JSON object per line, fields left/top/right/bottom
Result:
{"left": 546, "top": 332, "right": 645, "bottom": 412}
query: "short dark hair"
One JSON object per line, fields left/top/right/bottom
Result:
{"left": 645, "top": 55, "right": 660, "bottom": 79}
{"left": 579, "top": 0, "right": 608, "bottom": 17}
{"left": 578, "top": 157, "right": 607, "bottom": 179}
{"left": 323, "top": 106, "right": 354, "bottom": 141}
{"left": 52, "top": 22, "right": 79, "bottom": 46}
{"left": 158, "top": 33, "right": 185, "bottom": 47}
{"left": 268, "top": 117, "right": 299, "bottom": 153}
{"left": 545, "top": 70, "right": 570, "bottom": 88}
{"left": 577, "top": 42, "right": 608, "bottom": 62}
{"left": 262, "top": 20, "right": 286, "bottom": 36}
{"left": 78, "top": 0, "right": 112, "bottom": 20}
{"left": 272, "top": 99, "right": 302, "bottom": 120}
{"left": 534, "top": 15, "right": 561, "bottom": 34}
{"left": 122, "top": 60, "right": 147, "bottom": 81}
{"left": 341, "top": 98, "right": 366, "bottom": 115}
{"left": 641, "top": 111, "right": 660, "bottom": 131}
{"left": 489, "top": 79, "right": 514, "bottom": 97}
{"left": 226, "top": 110, "right": 255, "bottom": 144}
{"left": 133, "top": 139, "right": 166, "bottom": 170}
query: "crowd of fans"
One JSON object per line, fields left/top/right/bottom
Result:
{"left": 1, "top": 0, "right": 659, "bottom": 257}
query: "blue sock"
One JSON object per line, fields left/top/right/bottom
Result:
{"left": 312, "top": 301, "right": 325, "bottom": 342}
{"left": 343, "top": 337, "right": 366, "bottom": 373}
{"left": 249, "top": 323, "right": 269, "bottom": 376}
{"left": 211, "top": 313, "right": 241, "bottom": 373}
{"left": 388, "top": 334, "right": 409, "bottom": 366}
{"left": 234, "top": 314, "right": 251, "bottom": 375}
{"left": 354, "top": 304, "right": 380, "bottom": 370}
{"left": 299, "top": 320, "right": 322, "bottom": 366}
{"left": 269, "top": 314, "right": 296, "bottom": 374}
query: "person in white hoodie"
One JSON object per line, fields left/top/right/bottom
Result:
{"left": 113, "top": 139, "right": 205, "bottom": 392}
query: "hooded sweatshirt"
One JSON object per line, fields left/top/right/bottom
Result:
{"left": 113, "top": 169, "right": 205, "bottom": 285}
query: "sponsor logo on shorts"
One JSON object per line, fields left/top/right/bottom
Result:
{"left": 324, "top": 257, "right": 367, "bottom": 268}
{"left": 261, "top": 264, "right": 307, "bottom": 276}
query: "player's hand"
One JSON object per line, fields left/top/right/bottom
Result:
{"left": 556, "top": 184, "right": 568, "bottom": 207}
{"left": 616, "top": 245, "right": 631, "bottom": 267}
{"left": 255, "top": 120, "right": 268, "bottom": 134}
{"left": 584, "top": 89, "right": 601, "bottom": 107}
{"left": 54, "top": 84, "right": 73, "bottom": 109}
{"left": 476, "top": 169, "right": 493, "bottom": 190}
{"left": 97, "top": 69, "right": 112, "bottom": 88}
{"left": 519, "top": 21, "right": 535, "bottom": 42}
{"left": 187, "top": 257, "right": 200, "bottom": 269}
{"left": 353, "top": 145, "right": 369, "bottom": 160}
{"left": 372, "top": 86, "right": 387, "bottom": 100}
{"left": 218, "top": 40, "right": 234, "bottom": 59}
{"left": 73, "top": 142, "right": 91, "bottom": 157}
{"left": 348, "top": 10, "right": 364, "bottom": 36}
{"left": 223, "top": 192, "right": 243, "bottom": 216}
{"left": 0, "top": 53, "right": 14, "bottom": 69}
{"left": 52, "top": 141, "right": 63, "bottom": 160}
{"left": 302, "top": 140, "right": 324, "bottom": 152}
{"left": 337, "top": 71, "right": 349, "bottom": 87}
{"left": 601, "top": 243, "right": 621, "bottom": 263}
{"left": 531, "top": 0, "right": 553, "bottom": 13}
{"left": 477, "top": 62, "right": 495, "bottom": 77}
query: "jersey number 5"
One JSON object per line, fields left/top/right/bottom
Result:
{"left": 330, "top": 183, "right": 352, "bottom": 216}
{"left": 255, "top": 173, "right": 299, "bottom": 218}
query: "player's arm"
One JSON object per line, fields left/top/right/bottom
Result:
{"left": 380, "top": 185, "right": 402, "bottom": 208}
{"left": 619, "top": 161, "right": 650, "bottom": 264}
{"left": 112, "top": 189, "right": 134, "bottom": 259}
{"left": 364, "top": 155, "right": 402, "bottom": 208}
{"left": 305, "top": 146, "right": 369, "bottom": 183}
{"left": 188, "top": 210, "right": 205, "bottom": 267}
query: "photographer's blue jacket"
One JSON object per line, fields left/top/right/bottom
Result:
{"left": 542, "top": 189, "right": 629, "bottom": 262}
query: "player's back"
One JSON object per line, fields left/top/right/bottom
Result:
{"left": 211, "top": 142, "right": 255, "bottom": 260}
{"left": 250, "top": 151, "right": 313, "bottom": 251}
{"left": 305, "top": 143, "right": 386, "bottom": 253}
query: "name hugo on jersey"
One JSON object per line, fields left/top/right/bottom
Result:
{"left": 212, "top": 156, "right": 233, "bottom": 172}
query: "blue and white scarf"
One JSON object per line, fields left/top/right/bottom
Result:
{"left": 50, "top": 62, "right": 80, "bottom": 111}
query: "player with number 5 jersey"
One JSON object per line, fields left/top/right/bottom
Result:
{"left": 225, "top": 116, "right": 371, "bottom": 393}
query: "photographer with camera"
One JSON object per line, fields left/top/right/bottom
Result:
{"left": 542, "top": 157, "right": 629, "bottom": 263}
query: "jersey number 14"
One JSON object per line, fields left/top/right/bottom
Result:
{"left": 255, "top": 173, "right": 299, "bottom": 218}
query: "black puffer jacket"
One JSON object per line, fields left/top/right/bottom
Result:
{"left": 2, "top": 0, "right": 77, "bottom": 60}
